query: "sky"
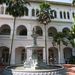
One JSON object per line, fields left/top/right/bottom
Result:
{"left": 47, "top": 0, "right": 73, "bottom": 3}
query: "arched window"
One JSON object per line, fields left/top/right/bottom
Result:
{"left": 33, "top": 26, "right": 43, "bottom": 36}
{"left": 0, "top": 24, "right": 11, "bottom": 35}
{"left": 54, "top": 11, "right": 57, "bottom": 18}
{"left": 16, "top": 25, "right": 27, "bottom": 36}
{"left": 62, "top": 27, "right": 70, "bottom": 34}
{"left": 32, "top": 9, "right": 35, "bottom": 16}
{"left": 25, "top": 7, "right": 28, "bottom": 16}
{"left": 67, "top": 12, "right": 70, "bottom": 19}
{"left": 48, "top": 27, "right": 57, "bottom": 37}
{"left": 0, "top": 46, "right": 9, "bottom": 64}
{"left": 63, "top": 11, "right": 66, "bottom": 19}
{"left": 60, "top": 11, "right": 63, "bottom": 19}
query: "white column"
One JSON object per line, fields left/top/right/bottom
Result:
{"left": 72, "top": 48, "right": 75, "bottom": 56}
{"left": 28, "top": 7, "right": 32, "bottom": 17}
{"left": 3, "top": 3, "right": 6, "bottom": 14}
{"left": 10, "top": 47, "right": 15, "bottom": 65}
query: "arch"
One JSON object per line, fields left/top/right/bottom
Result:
{"left": 48, "top": 27, "right": 57, "bottom": 37}
{"left": 33, "top": 26, "right": 43, "bottom": 36}
{"left": 16, "top": 25, "right": 27, "bottom": 36}
{"left": 25, "top": 7, "right": 28, "bottom": 16}
{"left": 62, "top": 27, "right": 70, "bottom": 34}
{"left": 48, "top": 47, "right": 58, "bottom": 64}
{"left": 32, "top": 8, "right": 35, "bottom": 16}
{"left": 0, "top": 24, "right": 11, "bottom": 35}
{"left": 0, "top": 46, "right": 9, "bottom": 64}
{"left": 63, "top": 47, "right": 72, "bottom": 63}
{"left": 15, "top": 47, "right": 26, "bottom": 64}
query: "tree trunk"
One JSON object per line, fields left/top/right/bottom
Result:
{"left": 44, "top": 24, "right": 47, "bottom": 64}
{"left": 58, "top": 44, "right": 61, "bottom": 64}
{"left": 9, "top": 17, "right": 16, "bottom": 65}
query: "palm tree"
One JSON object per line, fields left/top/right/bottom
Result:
{"left": 38, "top": 2, "right": 55, "bottom": 64}
{"left": 73, "top": 0, "right": 75, "bottom": 5}
{"left": 67, "top": 24, "right": 75, "bottom": 56}
{"left": 5, "top": 0, "right": 30, "bottom": 65}
{"left": 52, "top": 32, "right": 68, "bottom": 64}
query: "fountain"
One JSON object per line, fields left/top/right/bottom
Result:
{"left": 3, "top": 30, "right": 66, "bottom": 75}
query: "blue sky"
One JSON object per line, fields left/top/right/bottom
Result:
{"left": 47, "top": 0, "right": 72, "bottom": 3}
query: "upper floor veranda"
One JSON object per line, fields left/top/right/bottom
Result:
{"left": 0, "top": 1, "right": 75, "bottom": 23}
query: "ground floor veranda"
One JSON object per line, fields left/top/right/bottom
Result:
{"left": 0, "top": 46, "right": 74, "bottom": 65}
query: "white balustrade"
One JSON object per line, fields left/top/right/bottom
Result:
{"left": 9, "top": 69, "right": 65, "bottom": 75}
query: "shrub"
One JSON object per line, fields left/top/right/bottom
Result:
{"left": 69, "top": 56, "right": 75, "bottom": 64}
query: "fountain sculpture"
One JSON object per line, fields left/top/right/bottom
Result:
{"left": 3, "top": 30, "right": 65, "bottom": 75}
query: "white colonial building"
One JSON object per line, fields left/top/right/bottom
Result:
{"left": 0, "top": 0, "right": 74, "bottom": 65}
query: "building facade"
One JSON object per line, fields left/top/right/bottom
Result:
{"left": 0, "top": 1, "right": 74, "bottom": 65}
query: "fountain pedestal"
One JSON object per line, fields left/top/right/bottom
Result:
{"left": 24, "top": 45, "right": 44, "bottom": 69}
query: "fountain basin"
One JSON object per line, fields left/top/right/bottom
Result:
{"left": 3, "top": 65, "right": 66, "bottom": 75}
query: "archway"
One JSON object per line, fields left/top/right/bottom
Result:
{"left": 15, "top": 47, "right": 26, "bottom": 64}
{"left": 0, "top": 46, "right": 9, "bottom": 64}
{"left": 48, "top": 47, "right": 58, "bottom": 64}
{"left": 63, "top": 47, "right": 72, "bottom": 63}
{"left": 37, "top": 49, "right": 43, "bottom": 61}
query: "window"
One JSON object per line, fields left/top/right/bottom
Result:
{"left": 54, "top": 11, "right": 57, "bottom": 18}
{"left": 32, "top": 9, "right": 35, "bottom": 16}
{"left": 63, "top": 11, "right": 66, "bottom": 19}
{"left": 62, "top": 27, "right": 70, "bottom": 34}
{"left": 67, "top": 12, "right": 70, "bottom": 19}
{"left": 0, "top": 24, "right": 11, "bottom": 35}
{"left": 16, "top": 25, "right": 27, "bottom": 36}
{"left": 48, "top": 27, "right": 57, "bottom": 37}
{"left": 36, "top": 9, "right": 39, "bottom": 16}
{"left": 72, "top": 12, "right": 75, "bottom": 18}
{"left": 25, "top": 7, "right": 28, "bottom": 16}
{"left": 60, "top": 11, "right": 63, "bottom": 19}
{"left": 33, "top": 26, "right": 43, "bottom": 36}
